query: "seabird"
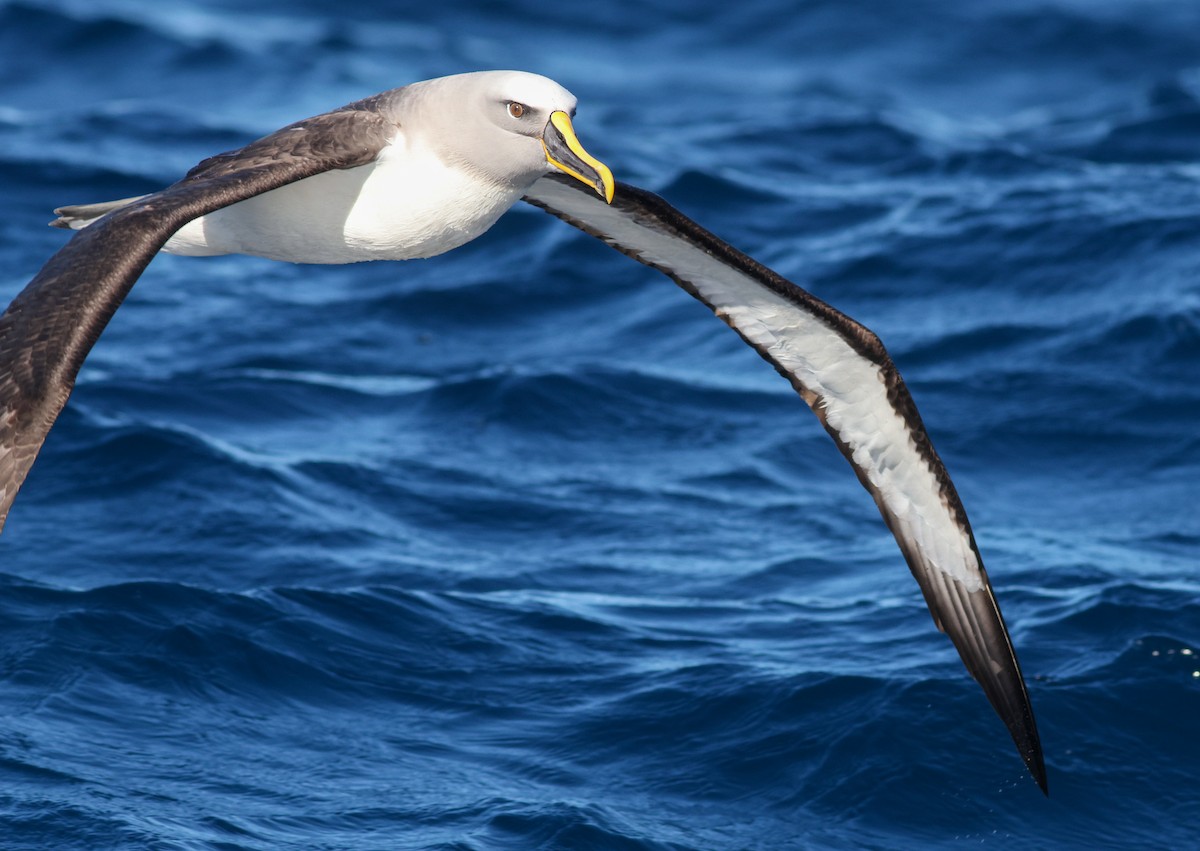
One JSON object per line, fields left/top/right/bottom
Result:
{"left": 0, "top": 70, "right": 1046, "bottom": 793}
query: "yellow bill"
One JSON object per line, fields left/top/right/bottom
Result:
{"left": 542, "top": 111, "right": 615, "bottom": 203}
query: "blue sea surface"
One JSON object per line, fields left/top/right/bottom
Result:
{"left": 1, "top": 0, "right": 1198, "bottom": 848}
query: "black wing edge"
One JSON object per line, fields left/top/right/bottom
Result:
{"left": 524, "top": 174, "right": 1048, "bottom": 794}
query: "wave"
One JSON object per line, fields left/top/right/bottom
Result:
{"left": 3, "top": 3, "right": 1199, "bottom": 847}
{"left": 14, "top": 569, "right": 1195, "bottom": 847}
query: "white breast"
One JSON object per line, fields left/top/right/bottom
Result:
{"left": 163, "top": 135, "right": 524, "bottom": 264}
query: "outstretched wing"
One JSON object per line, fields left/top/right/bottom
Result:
{"left": 0, "top": 99, "right": 399, "bottom": 530}
{"left": 523, "top": 174, "right": 1047, "bottom": 793}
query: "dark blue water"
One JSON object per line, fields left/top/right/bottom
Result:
{"left": 1, "top": 0, "right": 1197, "bottom": 847}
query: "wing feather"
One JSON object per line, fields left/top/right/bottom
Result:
{"left": 0, "top": 103, "right": 396, "bottom": 529}
{"left": 523, "top": 174, "right": 1047, "bottom": 793}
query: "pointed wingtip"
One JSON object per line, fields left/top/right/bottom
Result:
{"left": 1001, "top": 692, "right": 1047, "bottom": 795}
{"left": 1025, "top": 742, "right": 1049, "bottom": 797}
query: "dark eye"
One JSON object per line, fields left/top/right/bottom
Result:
{"left": 507, "top": 102, "right": 527, "bottom": 119}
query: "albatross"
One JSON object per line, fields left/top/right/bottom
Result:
{"left": 0, "top": 70, "right": 1046, "bottom": 793}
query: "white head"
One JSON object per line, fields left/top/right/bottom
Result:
{"left": 402, "top": 71, "right": 613, "bottom": 201}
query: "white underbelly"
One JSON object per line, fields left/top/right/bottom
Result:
{"left": 164, "top": 150, "right": 522, "bottom": 264}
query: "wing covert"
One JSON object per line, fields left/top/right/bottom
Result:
{"left": 523, "top": 174, "right": 1047, "bottom": 793}
{"left": 0, "top": 105, "right": 395, "bottom": 529}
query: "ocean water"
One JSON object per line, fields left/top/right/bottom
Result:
{"left": 0, "top": 0, "right": 1197, "bottom": 847}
